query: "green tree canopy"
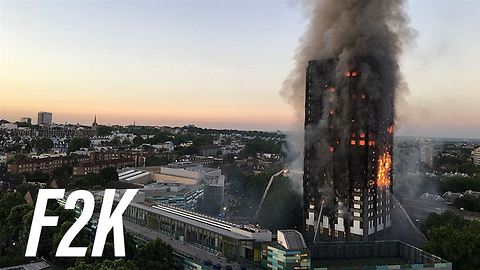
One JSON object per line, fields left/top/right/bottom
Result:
{"left": 134, "top": 238, "right": 173, "bottom": 270}
{"left": 423, "top": 211, "right": 480, "bottom": 270}
{"left": 100, "top": 167, "right": 119, "bottom": 182}
{"left": 69, "top": 137, "right": 91, "bottom": 152}
{"left": 34, "top": 138, "right": 54, "bottom": 153}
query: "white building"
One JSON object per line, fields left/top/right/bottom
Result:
{"left": 143, "top": 163, "right": 225, "bottom": 211}
{"left": 472, "top": 147, "right": 480, "bottom": 166}
{"left": 420, "top": 140, "right": 434, "bottom": 167}
{"left": 20, "top": 117, "right": 32, "bottom": 124}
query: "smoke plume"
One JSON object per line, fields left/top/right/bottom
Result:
{"left": 282, "top": 0, "right": 415, "bottom": 183}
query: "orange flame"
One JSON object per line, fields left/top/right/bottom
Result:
{"left": 387, "top": 125, "right": 393, "bottom": 134}
{"left": 377, "top": 152, "right": 392, "bottom": 187}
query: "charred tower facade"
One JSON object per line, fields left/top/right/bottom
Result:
{"left": 303, "top": 59, "right": 393, "bottom": 242}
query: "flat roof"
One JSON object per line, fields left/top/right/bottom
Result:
{"left": 120, "top": 171, "right": 150, "bottom": 182}
{"left": 312, "top": 257, "right": 408, "bottom": 268}
{"left": 129, "top": 201, "right": 252, "bottom": 240}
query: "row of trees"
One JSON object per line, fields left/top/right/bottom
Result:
{"left": 68, "top": 167, "right": 119, "bottom": 190}
{"left": 2, "top": 137, "right": 92, "bottom": 154}
{"left": 440, "top": 175, "right": 480, "bottom": 193}
{"left": 423, "top": 211, "right": 480, "bottom": 270}
{"left": 239, "top": 138, "right": 283, "bottom": 158}
{"left": 433, "top": 144, "right": 479, "bottom": 175}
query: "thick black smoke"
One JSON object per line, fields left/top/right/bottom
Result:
{"left": 281, "top": 0, "right": 415, "bottom": 185}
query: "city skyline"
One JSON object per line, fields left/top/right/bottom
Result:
{"left": 1, "top": 0, "right": 479, "bottom": 138}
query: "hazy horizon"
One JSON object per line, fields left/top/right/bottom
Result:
{"left": 1, "top": 0, "right": 479, "bottom": 138}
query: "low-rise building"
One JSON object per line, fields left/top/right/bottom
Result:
{"left": 19, "top": 117, "right": 32, "bottom": 124}
{"left": 262, "top": 230, "right": 310, "bottom": 270}
{"left": 198, "top": 144, "right": 221, "bottom": 156}
{"left": 118, "top": 168, "right": 153, "bottom": 185}
{"left": 8, "top": 157, "right": 66, "bottom": 174}
{"left": 142, "top": 182, "right": 204, "bottom": 209}
{"left": 73, "top": 159, "right": 134, "bottom": 175}
{"left": 149, "top": 163, "right": 225, "bottom": 211}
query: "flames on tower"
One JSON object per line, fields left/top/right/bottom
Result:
{"left": 280, "top": 0, "right": 415, "bottom": 242}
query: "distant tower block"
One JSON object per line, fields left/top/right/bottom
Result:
{"left": 37, "top": 112, "right": 53, "bottom": 125}
{"left": 303, "top": 59, "right": 393, "bottom": 242}
{"left": 420, "top": 140, "right": 433, "bottom": 167}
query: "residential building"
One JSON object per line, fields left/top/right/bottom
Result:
{"left": 303, "top": 59, "right": 393, "bottom": 242}
{"left": 37, "top": 111, "right": 53, "bottom": 125}
{"left": 472, "top": 147, "right": 480, "bottom": 166}
{"left": 72, "top": 159, "right": 134, "bottom": 175}
{"left": 8, "top": 157, "right": 67, "bottom": 174}
{"left": 198, "top": 144, "right": 221, "bottom": 156}
{"left": 420, "top": 140, "right": 434, "bottom": 167}
{"left": 20, "top": 117, "right": 32, "bottom": 124}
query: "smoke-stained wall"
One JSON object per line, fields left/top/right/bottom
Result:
{"left": 280, "top": 0, "right": 415, "bottom": 242}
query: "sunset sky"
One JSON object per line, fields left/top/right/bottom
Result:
{"left": 0, "top": 0, "right": 479, "bottom": 138}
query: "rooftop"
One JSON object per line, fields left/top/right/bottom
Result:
{"left": 277, "top": 230, "right": 307, "bottom": 250}
{"left": 128, "top": 201, "right": 270, "bottom": 241}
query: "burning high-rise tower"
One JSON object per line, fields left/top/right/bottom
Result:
{"left": 278, "top": 0, "right": 413, "bottom": 243}
{"left": 303, "top": 58, "right": 394, "bottom": 242}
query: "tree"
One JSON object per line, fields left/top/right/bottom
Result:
{"left": 192, "top": 134, "right": 213, "bottom": 147}
{"left": 422, "top": 211, "right": 466, "bottom": 233}
{"left": 52, "top": 165, "right": 73, "bottom": 179}
{"left": 455, "top": 195, "right": 480, "bottom": 212}
{"left": 0, "top": 193, "right": 31, "bottom": 264}
{"left": 96, "top": 125, "right": 114, "bottom": 136}
{"left": 96, "top": 260, "right": 138, "bottom": 270}
{"left": 145, "top": 155, "right": 171, "bottom": 166}
{"left": 68, "top": 259, "right": 138, "bottom": 270}
{"left": 425, "top": 222, "right": 480, "bottom": 270}
{"left": 440, "top": 176, "right": 480, "bottom": 193}
{"left": 239, "top": 138, "right": 282, "bottom": 158}
{"left": 0, "top": 192, "right": 25, "bottom": 221}
{"left": 150, "top": 132, "right": 171, "bottom": 144}
{"left": 34, "top": 138, "right": 54, "bottom": 153}
{"left": 100, "top": 167, "right": 119, "bottom": 182}
{"left": 423, "top": 212, "right": 480, "bottom": 270}
{"left": 5, "top": 204, "right": 33, "bottom": 240}
{"left": 133, "top": 238, "right": 173, "bottom": 270}
{"left": 132, "top": 136, "right": 144, "bottom": 146}
{"left": 108, "top": 137, "right": 121, "bottom": 146}
{"left": 69, "top": 138, "right": 91, "bottom": 152}
{"left": 68, "top": 173, "right": 105, "bottom": 190}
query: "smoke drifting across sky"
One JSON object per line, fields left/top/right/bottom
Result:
{"left": 281, "top": 0, "right": 416, "bottom": 171}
